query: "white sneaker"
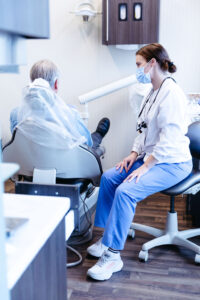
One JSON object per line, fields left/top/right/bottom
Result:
{"left": 87, "top": 238, "right": 108, "bottom": 258}
{"left": 87, "top": 250, "right": 123, "bottom": 281}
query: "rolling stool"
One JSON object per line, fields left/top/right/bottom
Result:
{"left": 129, "top": 121, "right": 200, "bottom": 263}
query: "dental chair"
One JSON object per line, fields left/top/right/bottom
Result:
{"left": 129, "top": 121, "right": 200, "bottom": 263}
{"left": 3, "top": 121, "right": 103, "bottom": 244}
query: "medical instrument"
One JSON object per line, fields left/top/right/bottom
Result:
{"left": 136, "top": 77, "right": 176, "bottom": 133}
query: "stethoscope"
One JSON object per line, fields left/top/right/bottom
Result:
{"left": 136, "top": 77, "right": 176, "bottom": 133}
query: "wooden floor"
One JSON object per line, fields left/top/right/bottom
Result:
{"left": 67, "top": 193, "right": 200, "bottom": 300}
{"left": 5, "top": 181, "right": 200, "bottom": 300}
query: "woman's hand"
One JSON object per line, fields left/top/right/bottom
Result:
{"left": 116, "top": 152, "right": 138, "bottom": 173}
{"left": 124, "top": 154, "right": 158, "bottom": 183}
{"left": 124, "top": 164, "right": 149, "bottom": 183}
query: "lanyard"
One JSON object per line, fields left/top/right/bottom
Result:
{"left": 138, "top": 77, "right": 176, "bottom": 119}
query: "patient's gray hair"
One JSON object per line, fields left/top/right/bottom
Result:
{"left": 30, "top": 59, "right": 59, "bottom": 88}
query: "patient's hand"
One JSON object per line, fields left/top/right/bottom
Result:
{"left": 116, "top": 151, "right": 138, "bottom": 173}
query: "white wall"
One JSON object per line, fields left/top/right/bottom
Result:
{"left": 159, "top": 0, "right": 200, "bottom": 91}
{"left": 0, "top": 0, "right": 200, "bottom": 170}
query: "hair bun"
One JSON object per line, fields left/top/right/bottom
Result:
{"left": 168, "top": 61, "right": 177, "bottom": 73}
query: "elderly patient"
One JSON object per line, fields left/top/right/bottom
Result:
{"left": 10, "top": 60, "right": 110, "bottom": 155}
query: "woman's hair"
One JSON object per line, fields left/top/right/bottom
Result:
{"left": 30, "top": 59, "right": 59, "bottom": 88}
{"left": 136, "top": 43, "right": 177, "bottom": 73}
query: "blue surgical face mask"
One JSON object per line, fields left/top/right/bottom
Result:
{"left": 136, "top": 63, "right": 151, "bottom": 84}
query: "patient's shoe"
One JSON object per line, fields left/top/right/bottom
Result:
{"left": 87, "top": 249, "right": 123, "bottom": 281}
{"left": 87, "top": 238, "right": 108, "bottom": 258}
{"left": 96, "top": 118, "right": 110, "bottom": 138}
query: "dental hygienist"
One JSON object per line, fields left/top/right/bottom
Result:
{"left": 86, "top": 43, "right": 192, "bottom": 281}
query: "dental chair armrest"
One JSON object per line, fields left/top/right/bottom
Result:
{"left": 2, "top": 128, "right": 17, "bottom": 151}
{"left": 80, "top": 144, "right": 103, "bottom": 175}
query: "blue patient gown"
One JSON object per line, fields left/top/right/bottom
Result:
{"left": 10, "top": 107, "right": 19, "bottom": 134}
{"left": 10, "top": 82, "right": 93, "bottom": 148}
{"left": 49, "top": 103, "right": 93, "bottom": 147}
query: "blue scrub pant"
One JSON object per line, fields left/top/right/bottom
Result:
{"left": 94, "top": 158, "right": 192, "bottom": 250}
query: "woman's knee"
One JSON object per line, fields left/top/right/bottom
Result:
{"left": 115, "top": 184, "right": 131, "bottom": 201}
{"left": 115, "top": 183, "right": 143, "bottom": 204}
{"left": 101, "top": 167, "right": 117, "bottom": 183}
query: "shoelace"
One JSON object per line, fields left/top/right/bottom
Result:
{"left": 96, "top": 251, "right": 110, "bottom": 267}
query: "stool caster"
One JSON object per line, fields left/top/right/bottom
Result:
{"left": 139, "top": 250, "right": 148, "bottom": 262}
{"left": 195, "top": 254, "right": 200, "bottom": 264}
{"left": 128, "top": 229, "right": 135, "bottom": 239}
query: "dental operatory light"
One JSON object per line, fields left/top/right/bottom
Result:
{"left": 70, "top": 0, "right": 101, "bottom": 22}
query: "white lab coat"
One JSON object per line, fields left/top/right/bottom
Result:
{"left": 132, "top": 78, "right": 192, "bottom": 164}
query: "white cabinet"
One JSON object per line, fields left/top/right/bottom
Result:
{"left": 0, "top": 161, "right": 19, "bottom": 300}
{"left": 4, "top": 193, "right": 72, "bottom": 300}
{"left": 0, "top": 0, "right": 49, "bottom": 72}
